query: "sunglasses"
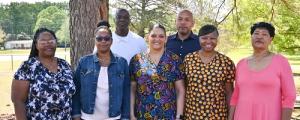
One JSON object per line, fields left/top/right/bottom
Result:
{"left": 95, "top": 36, "right": 111, "bottom": 42}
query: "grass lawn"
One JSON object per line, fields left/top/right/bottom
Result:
{"left": 226, "top": 48, "right": 300, "bottom": 74}
{"left": 0, "top": 60, "right": 24, "bottom": 72}
{"left": 0, "top": 72, "right": 14, "bottom": 114}
{"left": 0, "top": 48, "right": 70, "bottom": 72}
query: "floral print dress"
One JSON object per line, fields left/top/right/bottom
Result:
{"left": 13, "top": 57, "right": 76, "bottom": 120}
{"left": 129, "top": 50, "right": 184, "bottom": 120}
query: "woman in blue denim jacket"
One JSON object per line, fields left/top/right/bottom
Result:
{"left": 72, "top": 26, "right": 130, "bottom": 120}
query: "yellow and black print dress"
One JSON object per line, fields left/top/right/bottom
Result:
{"left": 183, "top": 51, "right": 235, "bottom": 120}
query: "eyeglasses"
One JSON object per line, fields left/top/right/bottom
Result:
{"left": 38, "top": 39, "right": 56, "bottom": 45}
{"left": 95, "top": 36, "right": 111, "bottom": 42}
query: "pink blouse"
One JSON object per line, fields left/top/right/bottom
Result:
{"left": 230, "top": 54, "right": 296, "bottom": 120}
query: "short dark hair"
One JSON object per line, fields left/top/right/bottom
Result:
{"left": 96, "top": 20, "right": 110, "bottom": 28}
{"left": 250, "top": 22, "right": 275, "bottom": 37}
{"left": 115, "top": 8, "right": 130, "bottom": 18}
{"left": 95, "top": 26, "right": 113, "bottom": 38}
{"left": 29, "top": 28, "right": 57, "bottom": 58}
{"left": 198, "top": 24, "right": 219, "bottom": 37}
{"left": 148, "top": 23, "right": 166, "bottom": 35}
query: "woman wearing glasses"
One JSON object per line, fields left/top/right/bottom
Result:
{"left": 11, "top": 28, "right": 76, "bottom": 120}
{"left": 72, "top": 26, "right": 130, "bottom": 120}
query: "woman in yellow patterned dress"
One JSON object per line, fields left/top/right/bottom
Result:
{"left": 183, "top": 24, "right": 236, "bottom": 119}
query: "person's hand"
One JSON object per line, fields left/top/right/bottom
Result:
{"left": 130, "top": 115, "right": 137, "bottom": 120}
{"left": 72, "top": 117, "right": 81, "bottom": 120}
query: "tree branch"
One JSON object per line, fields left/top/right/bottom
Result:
{"left": 216, "top": 7, "right": 234, "bottom": 25}
{"left": 119, "top": 0, "right": 135, "bottom": 9}
{"left": 281, "top": 0, "right": 297, "bottom": 13}
{"left": 214, "top": 0, "right": 226, "bottom": 23}
{"left": 216, "top": 0, "right": 236, "bottom": 25}
{"left": 269, "top": 0, "right": 275, "bottom": 22}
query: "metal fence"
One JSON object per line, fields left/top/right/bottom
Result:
{"left": 0, "top": 54, "right": 69, "bottom": 72}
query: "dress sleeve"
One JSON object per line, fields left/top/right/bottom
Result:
{"left": 279, "top": 56, "right": 296, "bottom": 108}
{"left": 226, "top": 59, "right": 236, "bottom": 83}
{"left": 13, "top": 60, "right": 32, "bottom": 81}
{"left": 182, "top": 55, "right": 189, "bottom": 78}
{"left": 129, "top": 55, "right": 137, "bottom": 82}
{"left": 230, "top": 83, "right": 239, "bottom": 106}
{"left": 175, "top": 55, "right": 185, "bottom": 81}
{"left": 230, "top": 59, "right": 242, "bottom": 106}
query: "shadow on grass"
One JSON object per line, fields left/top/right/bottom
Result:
{"left": 287, "top": 56, "right": 300, "bottom": 61}
{"left": 292, "top": 63, "right": 300, "bottom": 65}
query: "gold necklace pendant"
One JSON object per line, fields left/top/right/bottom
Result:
{"left": 147, "top": 52, "right": 162, "bottom": 65}
{"left": 98, "top": 58, "right": 110, "bottom": 66}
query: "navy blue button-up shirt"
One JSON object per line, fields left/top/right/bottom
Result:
{"left": 166, "top": 32, "right": 201, "bottom": 60}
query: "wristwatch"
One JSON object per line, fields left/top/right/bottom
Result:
{"left": 176, "top": 114, "right": 184, "bottom": 119}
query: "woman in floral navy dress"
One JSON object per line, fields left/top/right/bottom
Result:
{"left": 130, "top": 24, "right": 185, "bottom": 120}
{"left": 11, "top": 28, "right": 76, "bottom": 120}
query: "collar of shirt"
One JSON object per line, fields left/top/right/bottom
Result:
{"left": 92, "top": 51, "right": 117, "bottom": 64}
{"left": 113, "top": 32, "right": 130, "bottom": 43}
{"left": 169, "top": 32, "right": 198, "bottom": 41}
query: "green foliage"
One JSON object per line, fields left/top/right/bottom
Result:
{"left": 35, "top": 18, "right": 53, "bottom": 30}
{"left": 34, "top": 6, "right": 67, "bottom": 32}
{"left": 114, "top": 0, "right": 185, "bottom": 37}
{"left": 0, "top": 0, "right": 299, "bottom": 54}
{"left": 0, "top": 1, "right": 68, "bottom": 35}
{"left": 202, "top": 0, "right": 300, "bottom": 54}
{"left": 272, "top": 0, "right": 300, "bottom": 54}
{"left": 56, "top": 17, "right": 70, "bottom": 46}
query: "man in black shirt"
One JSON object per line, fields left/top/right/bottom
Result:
{"left": 166, "top": 9, "right": 201, "bottom": 60}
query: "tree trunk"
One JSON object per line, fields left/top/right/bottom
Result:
{"left": 69, "top": 0, "right": 109, "bottom": 69}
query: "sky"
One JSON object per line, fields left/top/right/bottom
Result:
{"left": 0, "top": 0, "right": 69, "bottom": 5}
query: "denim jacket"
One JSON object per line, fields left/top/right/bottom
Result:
{"left": 72, "top": 52, "right": 130, "bottom": 119}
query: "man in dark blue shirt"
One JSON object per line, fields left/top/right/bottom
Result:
{"left": 166, "top": 9, "right": 201, "bottom": 60}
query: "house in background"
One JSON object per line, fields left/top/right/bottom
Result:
{"left": 4, "top": 40, "right": 32, "bottom": 49}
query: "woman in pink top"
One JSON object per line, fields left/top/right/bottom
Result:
{"left": 228, "top": 22, "right": 296, "bottom": 120}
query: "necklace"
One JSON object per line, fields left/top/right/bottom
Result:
{"left": 248, "top": 51, "right": 273, "bottom": 71}
{"left": 98, "top": 57, "right": 110, "bottom": 66}
{"left": 148, "top": 52, "right": 162, "bottom": 65}
{"left": 198, "top": 51, "right": 216, "bottom": 64}
{"left": 97, "top": 52, "right": 111, "bottom": 66}
{"left": 39, "top": 57, "right": 58, "bottom": 73}
{"left": 251, "top": 51, "right": 272, "bottom": 63}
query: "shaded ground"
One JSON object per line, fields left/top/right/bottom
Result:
{"left": 0, "top": 114, "right": 15, "bottom": 120}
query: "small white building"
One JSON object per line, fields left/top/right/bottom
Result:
{"left": 4, "top": 40, "right": 32, "bottom": 49}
